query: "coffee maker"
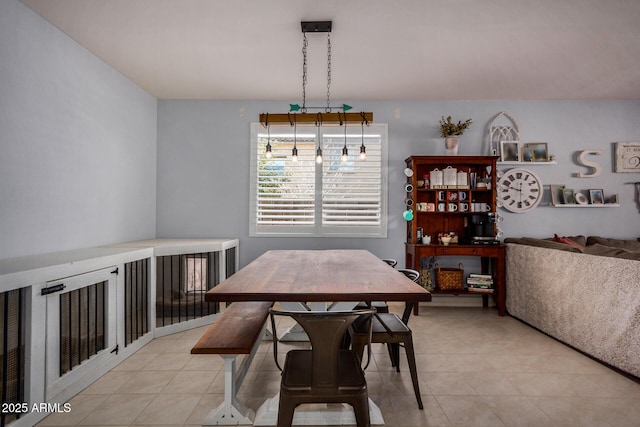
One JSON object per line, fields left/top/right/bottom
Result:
{"left": 465, "top": 213, "right": 498, "bottom": 244}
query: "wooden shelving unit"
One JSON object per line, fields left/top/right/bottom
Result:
{"left": 404, "top": 155, "right": 506, "bottom": 316}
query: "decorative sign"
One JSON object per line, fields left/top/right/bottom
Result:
{"left": 576, "top": 150, "right": 602, "bottom": 177}
{"left": 615, "top": 142, "right": 640, "bottom": 173}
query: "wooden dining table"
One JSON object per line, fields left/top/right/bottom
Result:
{"left": 204, "top": 249, "right": 431, "bottom": 426}
{"left": 204, "top": 249, "right": 432, "bottom": 306}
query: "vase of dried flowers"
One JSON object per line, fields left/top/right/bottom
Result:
{"left": 439, "top": 115, "right": 473, "bottom": 155}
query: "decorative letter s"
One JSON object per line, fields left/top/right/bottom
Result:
{"left": 576, "top": 150, "right": 602, "bottom": 177}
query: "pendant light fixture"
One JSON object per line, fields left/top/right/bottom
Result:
{"left": 359, "top": 125, "right": 366, "bottom": 160}
{"left": 315, "top": 113, "right": 323, "bottom": 164}
{"left": 259, "top": 21, "right": 373, "bottom": 134}
{"left": 360, "top": 112, "right": 368, "bottom": 160}
{"left": 341, "top": 112, "right": 349, "bottom": 162}
{"left": 290, "top": 113, "right": 298, "bottom": 162}
{"left": 265, "top": 113, "right": 272, "bottom": 158}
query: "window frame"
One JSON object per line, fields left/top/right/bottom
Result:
{"left": 249, "top": 122, "right": 388, "bottom": 238}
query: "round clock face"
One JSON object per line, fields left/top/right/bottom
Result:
{"left": 497, "top": 168, "right": 543, "bottom": 213}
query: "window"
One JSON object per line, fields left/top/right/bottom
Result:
{"left": 250, "top": 123, "right": 388, "bottom": 237}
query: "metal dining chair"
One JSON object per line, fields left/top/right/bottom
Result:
{"left": 381, "top": 258, "right": 398, "bottom": 267}
{"left": 348, "top": 268, "right": 424, "bottom": 409}
{"left": 354, "top": 258, "right": 397, "bottom": 313}
{"left": 269, "top": 308, "right": 376, "bottom": 427}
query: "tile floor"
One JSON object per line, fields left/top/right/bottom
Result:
{"left": 37, "top": 304, "right": 640, "bottom": 427}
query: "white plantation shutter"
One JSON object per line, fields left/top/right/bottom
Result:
{"left": 250, "top": 123, "right": 387, "bottom": 237}
{"left": 255, "top": 134, "right": 316, "bottom": 227}
{"left": 322, "top": 136, "right": 382, "bottom": 230}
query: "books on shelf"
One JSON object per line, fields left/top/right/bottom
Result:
{"left": 467, "top": 277, "right": 492, "bottom": 283}
{"left": 467, "top": 281, "right": 493, "bottom": 287}
{"left": 466, "top": 273, "right": 494, "bottom": 293}
{"left": 467, "top": 278, "right": 493, "bottom": 285}
{"left": 468, "top": 287, "right": 494, "bottom": 293}
{"left": 469, "top": 273, "right": 492, "bottom": 279}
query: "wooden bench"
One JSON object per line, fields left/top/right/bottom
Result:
{"left": 191, "top": 301, "right": 273, "bottom": 426}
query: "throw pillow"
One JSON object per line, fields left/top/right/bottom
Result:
{"left": 547, "top": 234, "right": 587, "bottom": 246}
{"left": 553, "top": 234, "right": 586, "bottom": 252}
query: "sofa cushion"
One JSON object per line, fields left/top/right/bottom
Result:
{"left": 587, "top": 236, "right": 640, "bottom": 252}
{"left": 583, "top": 243, "right": 640, "bottom": 261}
{"left": 504, "top": 237, "right": 583, "bottom": 253}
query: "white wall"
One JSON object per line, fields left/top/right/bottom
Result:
{"left": 0, "top": 0, "right": 158, "bottom": 259}
{"left": 157, "top": 99, "right": 640, "bottom": 268}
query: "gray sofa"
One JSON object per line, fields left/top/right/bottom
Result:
{"left": 505, "top": 236, "right": 640, "bottom": 378}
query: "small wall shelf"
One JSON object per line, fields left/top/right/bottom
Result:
{"left": 551, "top": 204, "right": 620, "bottom": 208}
{"left": 497, "top": 161, "right": 557, "bottom": 165}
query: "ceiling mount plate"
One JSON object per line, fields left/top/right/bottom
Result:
{"left": 301, "top": 21, "right": 332, "bottom": 33}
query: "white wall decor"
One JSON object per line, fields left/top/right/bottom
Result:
{"left": 575, "top": 150, "right": 603, "bottom": 177}
{"left": 614, "top": 142, "right": 640, "bottom": 172}
{"left": 488, "top": 112, "right": 520, "bottom": 157}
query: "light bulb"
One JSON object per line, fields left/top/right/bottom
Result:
{"left": 341, "top": 146, "right": 348, "bottom": 162}
{"left": 291, "top": 146, "right": 298, "bottom": 162}
{"left": 360, "top": 145, "right": 366, "bottom": 160}
{"left": 265, "top": 142, "right": 272, "bottom": 158}
{"left": 316, "top": 147, "right": 323, "bottom": 164}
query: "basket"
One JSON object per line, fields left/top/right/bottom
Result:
{"left": 435, "top": 263, "right": 464, "bottom": 291}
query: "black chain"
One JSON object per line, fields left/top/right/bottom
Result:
{"left": 326, "top": 33, "right": 332, "bottom": 113}
{"left": 301, "top": 33, "right": 308, "bottom": 113}
{"left": 302, "top": 31, "right": 331, "bottom": 113}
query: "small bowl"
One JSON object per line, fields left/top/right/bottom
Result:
{"left": 441, "top": 236, "right": 452, "bottom": 246}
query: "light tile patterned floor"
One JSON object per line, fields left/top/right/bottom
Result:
{"left": 37, "top": 304, "right": 640, "bottom": 427}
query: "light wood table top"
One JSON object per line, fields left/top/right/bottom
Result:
{"left": 205, "top": 249, "right": 431, "bottom": 303}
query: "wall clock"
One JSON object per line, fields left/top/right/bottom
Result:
{"left": 497, "top": 168, "right": 543, "bottom": 213}
{"left": 614, "top": 142, "right": 640, "bottom": 173}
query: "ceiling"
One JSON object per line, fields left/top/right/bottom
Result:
{"left": 21, "top": 0, "right": 640, "bottom": 101}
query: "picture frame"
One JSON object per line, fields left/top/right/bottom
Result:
{"left": 562, "top": 188, "right": 575, "bottom": 204}
{"left": 589, "top": 189, "right": 604, "bottom": 204}
{"left": 614, "top": 142, "right": 640, "bottom": 173}
{"left": 525, "top": 142, "right": 549, "bottom": 162}
{"left": 574, "top": 192, "right": 589, "bottom": 205}
{"left": 500, "top": 140, "right": 520, "bottom": 162}
{"left": 521, "top": 146, "right": 534, "bottom": 162}
{"left": 549, "top": 184, "right": 565, "bottom": 206}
